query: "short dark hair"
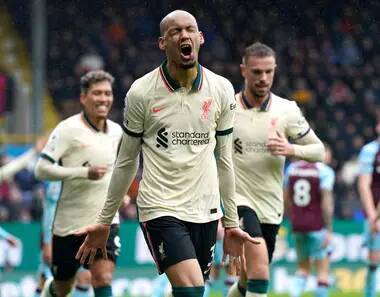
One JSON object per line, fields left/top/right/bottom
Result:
{"left": 80, "top": 70, "right": 114, "bottom": 94}
{"left": 242, "top": 42, "right": 276, "bottom": 64}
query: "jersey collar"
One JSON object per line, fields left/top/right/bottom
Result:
{"left": 159, "top": 60, "right": 203, "bottom": 92}
{"left": 82, "top": 111, "right": 107, "bottom": 133}
{"left": 240, "top": 91, "right": 272, "bottom": 112}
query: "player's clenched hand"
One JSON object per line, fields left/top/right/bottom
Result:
{"left": 223, "top": 227, "right": 259, "bottom": 258}
{"left": 266, "top": 131, "right": 294, "bottom": 157}
{"left": 75, "top": 223, "right": 110, "bottom": 265}
{"left": 88, "top": 166, "right": 108, "bottom": 180}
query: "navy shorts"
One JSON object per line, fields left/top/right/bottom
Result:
{"left": 140, "top": 216, "right": 218, "bottom": 279}
{"left": 238, "top": 206, "right": 279, "bottom": 262}
{"left": 52, "top": 224, "right": 121, "bottom": 280}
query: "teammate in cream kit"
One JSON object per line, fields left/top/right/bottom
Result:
{"left": 35, "top": 70, "right": 122, "bottom": 297}
{"left": 76, "top": 10, "right": 255, "bottom": 297}
{"left": 34, "top": 181, "right": 92, "bottom": 297}
{"left": 228, "top": 42, "right": 325, "bottom": 297}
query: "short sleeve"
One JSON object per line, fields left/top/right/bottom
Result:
{"left": 41, "top": 123, "right": 71, "bottom": 163}
{"left": 319, "top": 164, "right": 335, "bottom": 191}
{"left": 358, "top": 143, "right": 377, "bottom": 175}
{"left": 286, "top": 101, "right": 311, "bottom": 141}
{"left": 216, "top": 80, "right": 236, "bottom": 136}
{"left": 123, "top": 86, "right": 144, "bottom": 137}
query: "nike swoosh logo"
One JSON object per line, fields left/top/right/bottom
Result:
{"left": 152, "top": 106, "right": 164, "bottom": 113}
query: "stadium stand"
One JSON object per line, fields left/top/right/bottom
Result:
{"left": 1, "top": 0, "right": 379, "bottom": 222}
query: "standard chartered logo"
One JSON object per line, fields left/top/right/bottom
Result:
{"left": 156, "top": 127, "right": 210, "bottom": 148}
{"left": 156, "top": 127, "right": 169, "bottom": 148}
{"left": 234, "top": 138, "right": 243, "bottom": 154}
{"left": 171, "top": 131, "right": 210, "bottom": 145}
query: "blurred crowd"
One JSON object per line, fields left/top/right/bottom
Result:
{"left": 1, "top": 0, "right": 379, "bottom": 222}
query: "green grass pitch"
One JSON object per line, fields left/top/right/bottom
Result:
{"left": 121, "top": 292, "right": 371, "bottom": 297}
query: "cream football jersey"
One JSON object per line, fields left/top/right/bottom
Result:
{"left": 123, "top": 61, "right": 236, "bottom": 223}
{"left": 233, "top": 92, "right": 311, "bottom": 224}
{"left": 41, "top": 113, "right": 122, "bottom": 236}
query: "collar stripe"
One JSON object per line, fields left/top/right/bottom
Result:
{"left": 196, "top": 65, "right": 203, "bottom": 91}
{"left": 159, "top": 60, "right": 203, "bottom": 92}
{"left": 241, "top": 92, "right": 253, "bottom": 109}
{"left": 159, "top": 67, "right": 174, "bottom": 92}
{"left": 240, "top": 92, "right": 272, "bottom": 111}
{"left": 261, "top": 94, "right": 272, "bottom": 111}
{"left": 83, "top": 111, "right": 99, "bottom": 132}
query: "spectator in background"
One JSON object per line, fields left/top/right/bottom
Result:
{"left": 291, "top": 78, "right": 313, "bottom": 105}
{"left": 2, "top": 0, "right": 378, "bottom": 223}
{"left": 76, "top": 48, "right": 105, "bottom": 76}
{"left": 106, "top": 18, "right": 126, "bottom": 45}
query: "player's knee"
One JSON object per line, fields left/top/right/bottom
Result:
{"left": 92, "top": 271, "right": 112, "bottom": 287}
{"left": 246, "top": 259, "right": 269, "bottom": 279}
{"left": 246, "top": 243, "right": 269, "bottom": 266}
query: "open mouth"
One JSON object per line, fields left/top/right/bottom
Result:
{"left": 180, "top": 44, "right": 193, "bottom": 60}
{"left": 95, "top": 103, "right": 109, "bottom": 112}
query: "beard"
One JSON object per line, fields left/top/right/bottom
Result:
{"left": 180, "top": 61, "right": 196, "bottom": 69}
{"left": 250, "top": 87, "right": 269, "bottom": 99}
